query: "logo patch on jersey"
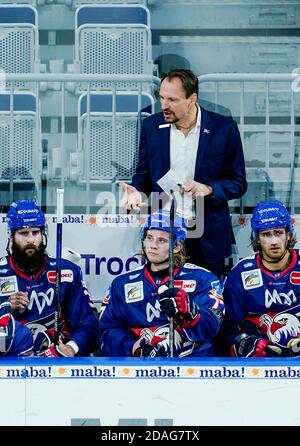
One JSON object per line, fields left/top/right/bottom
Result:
{"left": 173, "top": 280, "right": 196, "bottom": 292}
{"left": 125, "top": 281, "right": 144, "bottom": 303}
{"left": 210, "top": 280, "right": 223, "bottom": 295}
{"left": 290, "top": 271, "right": 300, "bottom": 285}
{"left": 0, "top": 276, "right": 19, "bottom": 296}
{"left": 0, "top": 257, "right": 8, "bottom": 266}
{"left": 47, "top": 270, "right": 74, "bottom": 283}
{"left": 241, "top": 269, "right": 263, "bottom": 290}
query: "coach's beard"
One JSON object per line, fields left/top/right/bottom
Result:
{"left": 163, "top": 110, "right": 178, "bottom": 123}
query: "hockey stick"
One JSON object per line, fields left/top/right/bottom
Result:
{"left": 168, "top": 190, "right": 175, "bottom": 358}
{"left": 54, "top": 188, "right": 64, "bottom": 345}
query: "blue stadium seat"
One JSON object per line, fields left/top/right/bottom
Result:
{"left": 74, "top": 5, "right": 153, "bottom": 90}
{"left": 76, "top": 4, "right": 149, "bottom": 26}
{"left": 72, "top": 0, "right": 147, "bottom": 7}
{"left": 0, "top": 5, "right": 40, "bottom": 89}
{"left": 76, "top": 91, "right": 154, "bottom": 182}
{"left": 0, "top": 92, "right": 41, "bottom": 183}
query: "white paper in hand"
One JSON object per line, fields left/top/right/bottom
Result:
{"left": 156, "top": 169, "right": 182, "bottom": 194}
{"left": 156, "top": 169, "right": 193, "bottom": 219}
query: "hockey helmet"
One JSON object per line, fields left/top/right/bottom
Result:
{"left": 251, "top": 200, "right": 292, "bottom": 233}
{"left": 7, "top": 200, "right": 47, "bottom": 237}
{"left": 141, "top": 209, "right": 187, "bottom": 244}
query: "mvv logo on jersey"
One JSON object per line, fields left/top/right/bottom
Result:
{"left": 0, "top": 276, "right": 18, "bottom": 296}
{"left": 125, "top": 281, "right": 144, "bottom": 303}
{"left": 47, "top": 270, "right": 74, "bottom": 284}
{"left": 241, "top": 269, "right": 263, "bottom": 290}
{"left": 27, "top": 288, "right": 55, "bottom": 314}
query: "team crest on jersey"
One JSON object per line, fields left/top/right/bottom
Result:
{"left": 241, "top": 269, "right": 263, "bottom": 290}
{"left": 47, "top": 270, "right": 74, "bottom": 283}
{"left": 125, "top": 281, "right": 144, "bottom": 303}
{"left": 0, "top": 276, "right": 19, "bottom": 296}
{"left": 173, "top": 280, "right": 196, "bottom": 292}
{"left": 290, "top": 271, "right": 300, "bottom": 285}
{"left": 259, "top": 306, "right": 300, "bottom": 347}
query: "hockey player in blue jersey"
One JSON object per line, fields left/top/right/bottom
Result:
{"left": 99, "top": 210, "right": 224, "bottom": 357}
{"left": 0, "top": 301, "right": 33, "bottom": 356}
{"left": 1, "top": 200, "right": 99, "bottom": 357}
{"left": 222, "top": 199, "right": 300, "bottom": 357}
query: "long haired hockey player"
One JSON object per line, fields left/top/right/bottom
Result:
{"left": 99, "top": 209, "right": 224, "bottom": 357}
{"left": 221, "top": 199, "right": 300, "bottom": 357}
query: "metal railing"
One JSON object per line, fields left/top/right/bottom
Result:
{"left": 2, "top": 72, "right": 299, "bottom": 213}
{"left": 2, "top": 73, "right": 160, "bottom": 211}
{"left": 198, "top": 72, "right": 299, "bottom": 213}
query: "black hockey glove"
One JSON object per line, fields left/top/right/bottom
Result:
{"left": 34, "top": 329, "right": 67, "bottom": 356}
{"left": 138, "top": 338, "right": 168, "bottom": 358}
{"left": 231, "top": 334, "right": 290, "bottom": 358}
{"left": 33, "top": 329, "right": 75, "bottom": 357}
{"left": 158, "top": 286, "right": 200, "bottom": 328}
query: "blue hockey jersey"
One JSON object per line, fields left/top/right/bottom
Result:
{"left": 0, "top": 301, "right": 33, "bottom": 357}
{"left": 99, "top": 263, "right": 224, "bottom": 357}
{"left": 0, "top": 256, "right": 99, "bottom": 355}
{"left": 8, "top": 320, "right": 33, "bottom": 356}
{"left": 223, "top": 249, "right": 300, "bottom": 350}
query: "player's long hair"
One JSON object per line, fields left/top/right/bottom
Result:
{"left": 173, "top": 247, "right": 187, "bottom": 267}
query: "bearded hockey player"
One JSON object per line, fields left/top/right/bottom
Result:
{"left": 99, "top": 209, "right": 224, "bottom": 357}
{"left": 1, "top": 200, "right": 99, "bottom": 357}
{"left": 222, "top": 199, "right": 300, "bottom": 357}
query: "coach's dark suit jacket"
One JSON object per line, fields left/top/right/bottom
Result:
{"left": 131, "top": 107, "right": 247, "bottom": 263}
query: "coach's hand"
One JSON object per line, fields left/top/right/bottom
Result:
{"left": 182, "top": 180, "right": 213, "bottom": 199}
{"left": 119, "top": 182, "right": 145, "bottom": 211}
